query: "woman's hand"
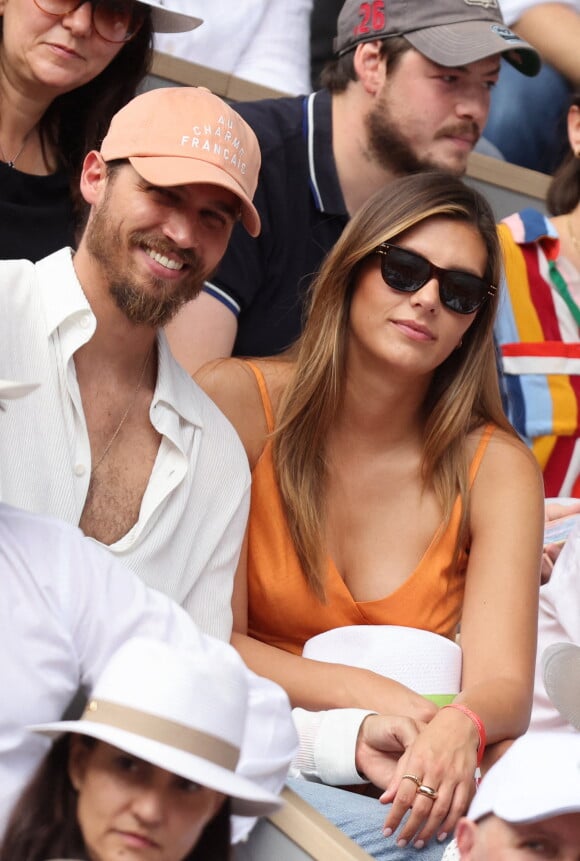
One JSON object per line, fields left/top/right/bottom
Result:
{"left": 379, "top": 706, "right": 479, "bottom": 849}
{"left": 355, "top": 714, "right": 427, "bottom": 789}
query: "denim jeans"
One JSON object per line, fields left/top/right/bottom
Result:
{"left": 287, "top": 778, "right": 451, "bottom": 860}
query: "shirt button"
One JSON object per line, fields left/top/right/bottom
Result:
{"left": 74, "top": 463, "right": 86, "bottom": 477}
{"left": 79, "top": 315, "right": 91, "bottom": 329}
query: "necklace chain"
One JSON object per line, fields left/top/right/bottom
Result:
{"left": 0, "top": 129, "right": 32, "bottom": 169}
{"left": 567, "top": 215, "right": 580, "bottom": 254}
{"left": 91, "top": 345, "right": 154, "bottom": 477}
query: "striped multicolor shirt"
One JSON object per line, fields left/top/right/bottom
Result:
{"left": 496, "top": 208, "right": 580, "bottom": 497}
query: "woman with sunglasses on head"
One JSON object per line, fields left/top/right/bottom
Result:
{"left": 0, "top": 0, "right": 199, "bottom": 262}
{"left": 196, "top": 171, "right": 544, "bottom": 850}
{"left": 0, "top": 637, "right": 281, "bottom": 861}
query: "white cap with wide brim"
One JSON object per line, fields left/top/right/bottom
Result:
{"left": 139, "top": 0, "right": 202, "bottom": 34}
{"left": 30, "top": 718, "right": 281, "bottom": 817}
{"left": 0, "top": 380, "right": 39, "bottom": 399}
{"left": 468, "top": 731, "right": 580, "bottom": 823}
{"left": 543, "top": 642, "right": 580, "bottom": 731}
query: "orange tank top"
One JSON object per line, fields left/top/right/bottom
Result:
{"left": 246, "top": 363, "right": 496, "bottom": 655}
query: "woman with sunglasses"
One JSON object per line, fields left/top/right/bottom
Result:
{"left": 196, "top": 171, "right": 544, "bottom": 849}
{"left": 0, "top": 0, "right": 199, "bottom": 261}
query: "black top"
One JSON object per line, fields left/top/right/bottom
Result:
{"left": 0, "top": 161, "right": 76, "bottom": 262}
{"left": 203, "top": 89, "right": 349, "bottom": 357}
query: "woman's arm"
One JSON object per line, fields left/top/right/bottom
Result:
{"left": 232, "top": 631, "right": 437, "bottom": 721}
{"left": 511, "top": 3, "right": 580, "bottom": 85}
{"left": 381, "top": 430, "right": 544, "bottom": 849}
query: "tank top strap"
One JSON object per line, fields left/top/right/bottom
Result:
{"left": 245, "top": 360, "right": 276, "bottom": 433}
{"left": 468, "top": 423, "right": 496, "bottom": 488}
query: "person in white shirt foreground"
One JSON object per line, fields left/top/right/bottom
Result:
{"left": 452, "top": 732, "right": 580, "bottom": 859}
{"left": 0, "top": 490, "right": 295, "bottom": 845}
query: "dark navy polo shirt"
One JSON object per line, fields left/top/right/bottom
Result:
{"left": 203, "top": 89, "right": 348, "bottom": 357}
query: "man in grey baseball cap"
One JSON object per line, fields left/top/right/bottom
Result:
{"left": 334, "top": 0, "right": 539, "bottom": 75}
{"left": 167, "top": 0, "right": 541, "bottom": 370}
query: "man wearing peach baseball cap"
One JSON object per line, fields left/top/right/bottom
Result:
{"left": 0, "top": 86, "right": 261, "bottom": 642}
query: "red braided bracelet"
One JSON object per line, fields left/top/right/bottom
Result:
{"left": 441, "top": 703, "right": 486, "bottom": 765}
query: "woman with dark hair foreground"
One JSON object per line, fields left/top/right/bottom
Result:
{"left": 197, "top": 171, "right": 544, "bottom": 849}
{"left": 0, "top": 637, "right": 281, "bottom": 861}
{"left": 496, "top": 93, "right": 580, "bottom": 498}
{"left": 0, "top": 0, "right": 200, "bottom": 261}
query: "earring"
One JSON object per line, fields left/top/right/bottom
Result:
{"left": 455, "top": 338, "right": 463, "bottom": 350}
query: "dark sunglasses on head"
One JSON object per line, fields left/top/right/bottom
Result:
{"left": 375, "top": 242, "right": 496, "bottom": 315}
{"left": 33, "top": 0, "right": 146, "bottom": 43}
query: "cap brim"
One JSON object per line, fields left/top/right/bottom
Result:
{"left": 407, "top": 21, "right": 541, "bottom": 77}
{"left": 30, "top": 721, "right": 282, "bottom": 816}
{"left": 543, "top": 642, "right": 580, "bottom": 731}
{"left": 0, "top": 380, "right": 39, "bottom": 399}
{"left": 129, "top": 155, "right": 261, "bottom": 238}
{"left": 468, "top": 732, "right": 580, "bottom": 824}
{"left": 142, "top": 2, "right": 203, "bottom": 34}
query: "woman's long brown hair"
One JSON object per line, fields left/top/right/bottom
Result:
{"left": 272, "top": 171, "right": 513, "bottom": 600}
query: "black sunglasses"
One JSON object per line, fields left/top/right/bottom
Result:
{"left": 33, "top": 0, "right": 146, "bottom": 44}
{"left": 375, "top": 242, "right": 496, "bottom": 315}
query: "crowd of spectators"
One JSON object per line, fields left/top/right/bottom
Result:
{"left": 1, "top": 1, "right": 580, "bottom": 860}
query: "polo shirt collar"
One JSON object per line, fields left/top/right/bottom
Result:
{"left": 304, "top": 89, "right": 347, "bottom": 217}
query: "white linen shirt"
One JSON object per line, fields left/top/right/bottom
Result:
{"left": 0, "top": 249, "right": 250, "bottom": 640}
{"left": 0, "top": 503, "right": 296, "bottom": 842}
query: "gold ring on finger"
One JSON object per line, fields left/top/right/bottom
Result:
{"left": 401, "top": 773, "right": 421, "bottom": 787}
{"left": 416, "top": 784, "right": 438, "bottom": 801}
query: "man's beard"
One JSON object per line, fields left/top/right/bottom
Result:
{"left": 365, "top": 90, "right": 479, "bottom": 177}
{"left": 85, "top": 198, "right": 207, "bottom": 328}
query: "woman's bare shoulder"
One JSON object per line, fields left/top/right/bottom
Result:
{"left": 468, "top": 424, "right": 544, "bottom": 510}
{"left": 194, "top": 357, "right": 292, "bottom": 466}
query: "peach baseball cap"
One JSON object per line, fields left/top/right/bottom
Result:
{"left": 101, "top": 87, "right": 261, "bottom": 237}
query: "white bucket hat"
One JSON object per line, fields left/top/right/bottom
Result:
{"left": 543, "top": 642, "right": 580, "bottom": 731}
{"left": 0, "top": 380, "right": 39, "bottom": 399}
{"left": 302, "top": 625, "right": 462, "bottom": 704}
{"left": 468, "top": 731, "right": 580, "bottom": 823}
{"left": 29, "top": 637, "right": 283, "bottom": 816}
{"left": 139, "top": 0, "right": 202, "bottom": 33}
